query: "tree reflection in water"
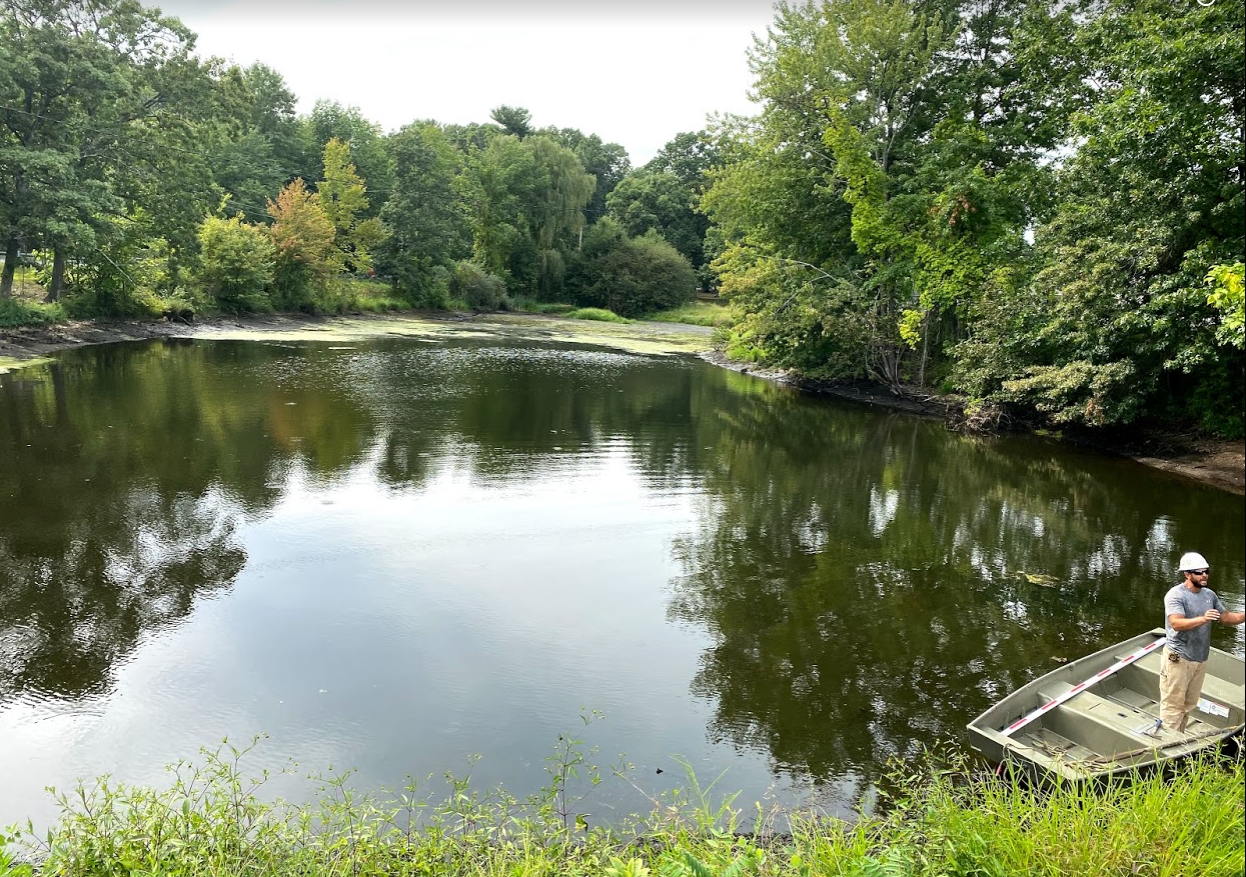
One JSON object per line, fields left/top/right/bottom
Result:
{"left": 665, "top": 372, "right": 1243, "bottom": 791}
{"left": 0, "top": 336, "right": 1241, "bottom": 802}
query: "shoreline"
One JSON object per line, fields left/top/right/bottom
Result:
{"left": 698, "top": 349, "right": 1245, "bottom": 496}
{"left": 1, "top": 311, "right": 1241, "bottom": 494}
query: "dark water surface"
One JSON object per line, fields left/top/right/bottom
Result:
{"left": 2, "top": 337, "right": 1243, "bottom": 829}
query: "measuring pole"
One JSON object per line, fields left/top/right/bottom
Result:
{"left": 1000, "top": 636, "right": 1166, "bottom": 738}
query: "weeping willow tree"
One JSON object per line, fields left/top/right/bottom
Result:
{"left": 529, "top": 136, "right": 595, "bottom": 298}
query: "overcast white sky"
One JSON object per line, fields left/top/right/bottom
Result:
{"left": 160, "top": 1, "right": 779, "bottom": 165}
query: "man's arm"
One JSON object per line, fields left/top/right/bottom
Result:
{"left": 1168, "top": 611, "right": 1221, "bottom": 631}
{"left": 1211, "top": 596, "right": 1244, "bottom": 626}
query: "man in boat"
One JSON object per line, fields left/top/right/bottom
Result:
{"left": 1160, "top": 551, "right": 1246, "bottom": 731}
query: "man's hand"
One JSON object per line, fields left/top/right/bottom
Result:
{"left": 1204, "top": 608, "right": 1221, "bottom": 623}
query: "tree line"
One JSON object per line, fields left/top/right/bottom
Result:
{"left": 703, "top": 0, "right": 1244, "bottom": 437}
{"left": 0, "top": 0, "right": 698, "bottom": 320}
{"left": 2, "top": 0, "right": 1243, "bottom": 436}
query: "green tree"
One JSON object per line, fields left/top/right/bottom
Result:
{"left": 542, "top": 126, "right": 631, "bottom": 221}
{"left": 607, "top": 169, "right": 705, "bottom": 269}
{"left": 195, "top": 212, "right": 275, "bottom": 312}
{"left": 649, "top": 131, "right": 721, "bottom": 192}
{"left": 703, "top": 0, "right": 1043, "bottom": 390}
{"left": 109, "top": 54, "right": 244, "bottom": 294}
{"left": 307, "top": 100, "right": 392, "bottom": 217}
{"left": 377, "top": 122, "right": 467, "bottom": 306}
{"left": 209, "top": 63, "right": 311, "bottom": 219}
{"left": 244, "top": 62, "right": 312, "bottom": 178}
{"left": 450, "top": 260, "right": 507, "bottom": 311}
{"left": 318, "top": 138, "right": 384, "bottom": 273}
{"left": 1206, "top": 263, "right": 1244, "bottom": 351}
{"left": 528, "top": 135, "right": 595, "bottom": 298}
{"left": 576, "top": 228, "right": 696, "bottom": 318}
{"left": 457, "top": 132, "right": 539, "bottom": 287}
{"left": 965, "top": 0, "right": 1245, "bottom": 434}
{"left": 0, "top": 0, "right": 196, "bottom": 299}
{"left": 699, "top": 2, "right": 893, "bottom": 377}
{"left": 490, "top": 104, "right": 533, "bottom": 140}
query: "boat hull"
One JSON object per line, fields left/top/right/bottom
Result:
{"left": 967, "top": 629, "right": 1245, "bottom": 781}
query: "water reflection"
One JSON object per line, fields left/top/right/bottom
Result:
{"left": 0, "top": 337, "right": 1242, "bottom": 827}
{"left": 667, "top": 388, "right": 1244, "bottom": 787}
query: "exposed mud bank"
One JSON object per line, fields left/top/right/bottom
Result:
{"left": 697, "top": 350, "right": 1244, "bottom": 496}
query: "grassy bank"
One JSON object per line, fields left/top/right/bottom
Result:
{"left": 0, "top": 296, "right": 65, "bottom": 328}
{"left": 3, "top": 739, "right": 1241, "bottom": 877}
{"left": 0, "top": 275, "right": 409, "bottom": 330}
{"left": 644, "top": 300, "right": 733, "bottom": 329}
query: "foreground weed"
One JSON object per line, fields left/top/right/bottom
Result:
{"left": 897, "top": 750, "right": 1245, "bottom": 877}
{"left": 4, "top": 732, "right": 1242, "bottom": 877}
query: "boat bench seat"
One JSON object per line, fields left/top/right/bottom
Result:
{"left": 1036, "top": 677, "right": 1240, "bottom": 759}
{"left": 1038, "top": 682, "right": 1155, "bottom": 728}
{"left": 1035, "top": 683, "right": 1172, "bottom": 751}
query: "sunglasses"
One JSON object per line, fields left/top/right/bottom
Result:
{"left": 1189, "top": 569, "right": 1210, "bottom": 576}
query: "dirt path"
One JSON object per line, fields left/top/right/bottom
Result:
{"left": 1, "top": 313, "right": 1240, "bottom": 494}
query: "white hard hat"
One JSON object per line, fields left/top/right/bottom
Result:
{"left": 1177, "top": 551, "right": 1209, "bottom": 572}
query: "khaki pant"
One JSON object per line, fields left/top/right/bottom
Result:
{"left": 1159, "top": 647, "right": 1208, "bottom": 732}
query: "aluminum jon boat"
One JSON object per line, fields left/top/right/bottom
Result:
{"left": 967, "top": 628, "right": 1245, "bottom": 781}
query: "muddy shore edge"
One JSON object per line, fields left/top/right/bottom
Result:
{"left": 697, "top": 353, "right": 1244, "bottom": 497}
{"left": 1, "top": 312, "right": 1241, "bottom": 495}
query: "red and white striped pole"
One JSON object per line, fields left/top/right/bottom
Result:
{"left": 1000, "top": 636, "right": 1165, "bottom": 738}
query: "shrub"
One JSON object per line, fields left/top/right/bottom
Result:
{"left": 390, "top": 262, "right": 451, "bottom": 309}
{"left": 510, "top": 297, "right": 574, "bottom": 314}
{"left": 195, "top": 215, "right": 275, "bottom": 313}
{"left": 338, "top": 277, "right": 407, "bottom": 313}
{"left": 0, "top": 296, "right": 65, "bottom": 327}
{"left": 450, "top": 261, "right": 507, "bottom": 311}
{"left": 576, "top": 230, "right": 696, "bottom": 318}
{"left": 268, "top": 179, "right": 338, "bottom": 313}
{"left": 644, "top": 301, "right": 732, "bottom": 328}
{"left": 566, "top": 307, "right": 630, "bottom": 322}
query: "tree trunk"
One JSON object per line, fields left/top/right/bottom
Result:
{"left": 45, "top": 247, "right": 66, "bottom": 302}
{"left": 1, "top": 237, "right": 18, "bottom": 298}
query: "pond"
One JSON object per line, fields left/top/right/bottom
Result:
{"left": 1, "top": 336, "right": 1243, "bottom": 830}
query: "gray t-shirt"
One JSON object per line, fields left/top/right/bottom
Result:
{"left": 1164, "top": 584, "right": 1226, "bottom": 662}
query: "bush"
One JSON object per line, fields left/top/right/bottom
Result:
{"left": 510, "top": 298, "right": 574, "bottom": 314}
{"left": 195, "top": 215, "right": 275, "bottom": 313}
{"left": 576, "top": 230, "right": 696, "bottom": 318}
{"left": 0, "top": 296, "right": 65, "bottom": 328}
{"left": 338, "top": 277, "right": 407, "bottom": 313}
{"left": 450, "top": 261, "right": 507, "bottom": 311}
{"left": 644, "top": 301, "right": 733, "bottom": 328}
{"left": 269, "top": 261, "right": 329, "bottom": 313}
{"left": 566, "top": 307, "right": 630, "bottom": 323}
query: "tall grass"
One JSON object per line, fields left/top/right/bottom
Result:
{"left": 335, "top": 277, "right": 407, "bottom": 313}
{"left": 565, "top": 307, "right": 631, "bottom": 323}
{"left": 3, "top": 738, "right": 1242, "bottom": 877}
{"left": 643, "top": 301, "right": 733, "bottom": 329}
{"left": 509, "top": 298, "right": 576, "bottom": 315}
{"left": 903, "top": 751, "right": 1246, "bottom": 876}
